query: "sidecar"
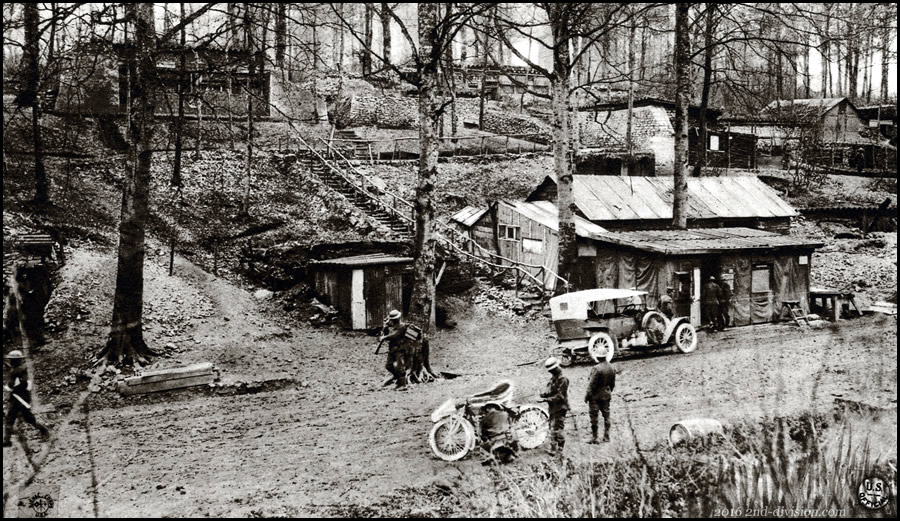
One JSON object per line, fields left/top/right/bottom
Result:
{"left": 428, "top": 380, "right": 550, "bottom": 462}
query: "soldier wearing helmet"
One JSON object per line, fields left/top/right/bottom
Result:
{"left": 3, "top": 350, "right": 50, "bottom": 447}
{"left": 539, "top": 357, "right": 569, "bottom": 456}
{"left": 379, "top": 310, "right": 409, "bottom": 390}
{"left": 480, "top": 401, "right": 516, "bottom": 464}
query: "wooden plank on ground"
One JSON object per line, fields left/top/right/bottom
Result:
{"left": 124, "top": 362, "right": 214, "bottom": 385}
{"left": 117, "top": 373, "right": 216, "bottom": 395}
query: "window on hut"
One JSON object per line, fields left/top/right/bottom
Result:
{"left": 523, "top": 238, "right": 543, "bottom": 254}
{"left": 751, "top": 264, "right": 772, "bottom": 293}
{"left": 498, "top": 225, "right": 520, "bottom": 241}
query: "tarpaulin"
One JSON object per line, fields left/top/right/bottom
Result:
{"left": 751, "top": 259, "right": 774, "bottom": 324}
{"left": 773, "top": 254, "right": 810, "bottom": 318}
{"left": 732, "top": 257, "right": 752, "bottom": 326}
{"left": 594, "top": 249, "right": 619, "bottom": 315}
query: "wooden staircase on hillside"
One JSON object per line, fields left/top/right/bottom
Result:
{"left": 331, "top": 129, "right": 375, "bottom": 163}
{"left": 294, "top": 134, "right": 571, "bottom": 303}
{"left": 307, "top": 156, "right": 413, "bottom": 237}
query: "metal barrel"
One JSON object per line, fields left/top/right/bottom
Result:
{"left": 669, "top": 418, "right": 724, "bottom": 446}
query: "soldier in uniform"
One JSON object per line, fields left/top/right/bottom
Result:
{"left": 718, "top": 278, "right": 733, "bottom": 330}
{"left": 659, "top": 287, "right": 675, "bottom": 319}
{"left": 539, "top": 357, "right": 569, "bottom": 456}
{"left": 479, "top": 402, "right": 516, "bottom": 464}
{"left": 585, "top": 357, "right": 616, "bottom": 443}
{"left": 702, "top": 276, "right": 721, "bottom": 330}
{"left": 3, "top": 350, "right": 50, "bottom": 447}
{"left": 379, "top": 309, "right": 409, "bottom": 390}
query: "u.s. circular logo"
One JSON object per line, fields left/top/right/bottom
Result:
{"left": 858, "top": 476, "right": 890, "bottom": 510}
{"left": 27, "top": 493, "right": 55, "bottom": 517}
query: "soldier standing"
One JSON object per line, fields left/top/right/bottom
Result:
{"left": 658, "top": 287, "right": 675, "bottom": 319}
{"left": 585, "top": 357, "right": 616, "bottom": 443}
{"left": 539, "top": 357, "right": 569, "bottom": 456}
{"left": 718, "top": 279, "right": 733, "bottom": 330}
{"left": 3, "top": 350, "right": 50, "bottom": 447}
{"left": 702, "top": 276, "right": 721, "bottom": 330}
{"left": 379, "top": 309, "right": 409, "bottom": 390}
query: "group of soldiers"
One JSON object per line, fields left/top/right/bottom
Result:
{"left": 539, "top": 354, "right": 616, "bottom": 456}
{"left": 702, "top": 275, "right": 733, "bottom": 331}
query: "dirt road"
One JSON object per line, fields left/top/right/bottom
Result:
{"left": 3, "top": 248, "right": 897, "bottom": 517}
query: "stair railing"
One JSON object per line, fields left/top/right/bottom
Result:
{"left": 318, "top": 138, "right": 416, "bottom": 227}
{"left": 301, "top": 135, "right": 570, "bottom": 292}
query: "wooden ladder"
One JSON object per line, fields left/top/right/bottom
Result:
{"left": 782, "top": 300, "right": 808, "bottom": 326}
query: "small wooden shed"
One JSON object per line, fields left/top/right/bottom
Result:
{"left": 310, "top": 253, "right": 413, "bottom": 330}
{"left": 466, "top": 200, "right": 608, "bottom": 291}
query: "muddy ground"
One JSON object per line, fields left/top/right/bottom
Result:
{"left": 2, "top": 242, "right": 897, "bottom": 517}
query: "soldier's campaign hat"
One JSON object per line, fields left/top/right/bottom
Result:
{"left": 544, "top": 357, "right": 560, "bottom": 371}
{"left": 388, "top": 309, "right": 402, "bottom": 320}
{"left": 5, "top": 350, "right": 25, "bottom": 359}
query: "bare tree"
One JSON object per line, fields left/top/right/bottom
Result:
{"left": 100, "top": 3, "right": 159, "bottom": 365}
{"left": 100, "top": 3, "right": 217, "bottom": 365}
{"left": 23, "top": 3, "right": 48, "bottom": 206}
{"left": 672, "top": 3, "right": 690, "bottom": 229}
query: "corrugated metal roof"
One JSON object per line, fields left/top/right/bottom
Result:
{"left": 450, "top": 206, "right": 488, "bottom": 228}
{"left": 762, "top": 97, "right": 846, "bottom": 115}
{"left": 310, "top": 253, "right": 414, "bottom": 267}
{"left": 594, "top": 227, "right": 823, "bottom": 255}
{"left": 540, "top": 175, "right": 797, "bottom": 222}
{"left": 502, "top": 200, "right": 608, "bottom": 238}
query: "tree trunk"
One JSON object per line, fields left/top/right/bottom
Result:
{"left": 362, "top": 4, "right": 373, "bottom": 75}
{"left": 880, "top": 22, "right": 890, "bottom": 102}
{"left": 822, "top": 6, "right": 831, "bottom": 97}
{"left": 672, "top": 3, "right": 690, "bottom": 229}
{"left": 624, "top": 22, "right": 635, "bottom": 176}
{"left": 24, "top": 3, "right": 48, "bottom": 206}
{"left": 172, "top": 3, "right": 187, "bottom": 188}
{"left": 242, "top": 4, "right": 255, "bottom": 215}
{"left": 100, "top": 3, "right": 159, "bottom": 366}
{"left": 804, "top": 39, "right": 811, "bottom": 98}
{"left": 380, "top": 3, "right": 392, "bottom": 66}
{"left": 478, "top": 30, "right": 488, "bottom": 130}
{"left": 403, "top": 2, "right": 440, "bottom": 384}
{"left": 692, "top": 4, "right": 715, "bottom": 178}
{"left": 550, "top": 7, "right": 575, "bottom": 291}
{"left": 227, "top": 3, "right": 237, "bottom": 151}
{"left": 275, "top": 2, "right": 286, "bottom": 70}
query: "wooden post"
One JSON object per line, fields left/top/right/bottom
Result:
{"left": 393, "top": 140, "right": 398, "bottom": 162}
{"left": 518, "top": 141, "right": 521, "bottom": 154}
{"left": 506, "top": 135, "right": 510, "bottom": 154}
{"left": 168, "top": 236, "right": 175, "bottom": 276}
{"left": 481, "top": 137, "right": 486, "bottom": 156}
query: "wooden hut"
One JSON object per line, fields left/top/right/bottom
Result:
{"left": 309, "top": 253, "right": 413, "bottom": 330}
{"left": 589, "top": 228, "right": 824, "bottom": 327}
{"left": 465, "top": 200, "right": 608, "bottom": 291}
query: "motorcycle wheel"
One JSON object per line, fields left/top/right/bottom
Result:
{"left": 429, "top": 415, "right": 475, "bottom": 462}
{"left": 512, "top": 406, "right": 550, "bottom": 450}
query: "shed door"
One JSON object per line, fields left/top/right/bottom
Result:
{"left": 351, "top": 269, "right": 366, "bottom": 329}
{"left": 691, "top": 267, "right": 701, "bottom": 327}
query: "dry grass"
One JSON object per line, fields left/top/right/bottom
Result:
{"left": 463, "top": 411, "right": 897, "bottom": 518}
